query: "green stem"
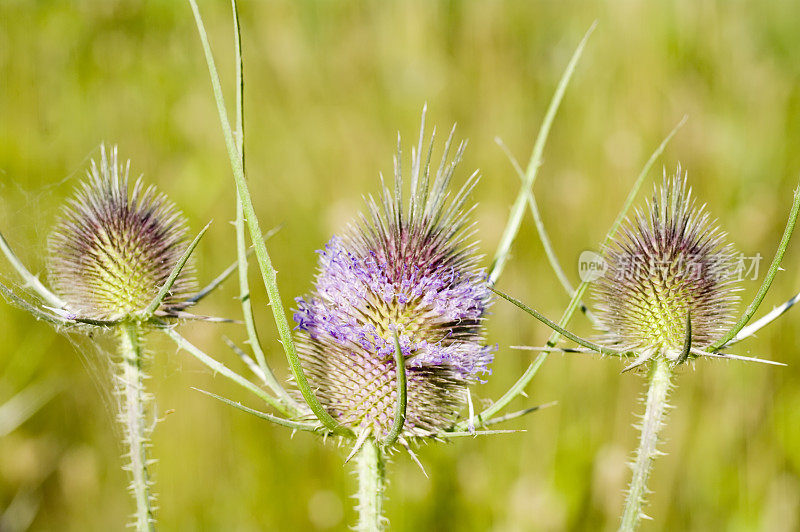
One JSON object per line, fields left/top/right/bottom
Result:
{"left": 356, "top": 438, "right": 386, "bottom": 532}
{"left": 619, "top": 357, "right": 672, "bottom": 532}
{"left": 118, "top": 323, "right": 155, "bottom": 532}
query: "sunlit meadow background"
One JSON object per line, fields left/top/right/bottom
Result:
{"left": 1, "top": 1, "right": 799, "bottom": 530}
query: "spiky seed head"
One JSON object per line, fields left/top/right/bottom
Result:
{"left": 593, "top": 168, "right": 740, "bottom": 360}
{"left": 48, "top": 145, "right": 196, "bottom": 322}
{"left": 294, "top": 123, "right": 494, "bottom": 440}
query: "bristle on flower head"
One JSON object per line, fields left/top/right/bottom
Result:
{"left": 593, "top": 167, "right": 740, "bottom": 361}
{"left": 48, "top": 145, "right": 196, "bottom": 322}
{"left": 294, "top": 116, "right": 494, "bottom": 439}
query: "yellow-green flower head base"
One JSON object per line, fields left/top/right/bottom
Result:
{"left": 48, "top": 145, "right": 196, "bottom": 322}
{"left": 593, "top": 168, "right": 740, "bottom": 361}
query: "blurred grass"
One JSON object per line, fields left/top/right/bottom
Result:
{"left": 1, "top": 1, "right": 799, "bottom": 530}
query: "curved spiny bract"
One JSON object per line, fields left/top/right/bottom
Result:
{"left": 593, "top": 167, "right": 740, "bottom": 361}
{"left": 48, "top": 145, "right": 196, "bottom": 322}
{"left": 294, "top": 126, "right": 494, "bottom": 441}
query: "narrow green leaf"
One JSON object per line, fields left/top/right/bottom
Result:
{"left": 193, "top": 388, "right": 321, "bottom": 433}
{"left": 730, "top": 289, "right": 800, "bottom": 344}
{"left": 187, "top": 0, "right": 348, "bottom": 436}
{"left": 465, "top": 117, "right": 685, "bottom": 429}
{"left": 0, "top": 230, "right": 65, "bottom": 308}
{"left": 489, "top": 22, "right": 596, "bottom": 284}
{"left": 0, "top": 378, "right": 62, "bottom": 438}
{"left": 482, "top": 402, "right": 557, "bottom": 427}
{"left": 675, "top": 312, "right": 692, "bottom": 365}
{"left": 712, "top": 185, "right": 800, "bottom": 350}
{"left": 162, "top": 327, "right": 292, "bottom": 417}
{"left": 495, "top": 136, "right": 596, "bottom": 324}
{"left": 436, "top": 429, "right": 523, "bottom": 439}
{"left": 228, "top": 0, "right": 298, "bottom": 410}
{"left": 187, "top": 225, "right": 280, "bottom": 304}
{"left": 491, "top": 287, "right": 619, "bottom": 355}
{"left": 0, "top": 281, "right": 72, "bottom": 327}
{"left": 140, "top": 221, "right": 211, "bottom": 320}
{"left": 382, "top": 330, "right": 407, "bottom": 448}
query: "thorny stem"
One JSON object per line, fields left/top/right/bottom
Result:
{"left": 356, "top": 438, "right": 386, "bottom": 532}
{"left": 118, "top": 322, "right": 155, "bottom": 532}
{"left": 619, "top": 357, "right": 672, "bottom": 532}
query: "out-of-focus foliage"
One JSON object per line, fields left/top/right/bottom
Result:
{"left": 1, "top": 1, "right": 799, "bottom": 530}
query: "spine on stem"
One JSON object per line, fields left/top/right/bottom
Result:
{"left": 619, "top": 357, "right": 672, "bottom": 532}
{"left": 118, "top": 322, "right": 156, "bottom": 532}
{"left": 356, "top": 438, "right": 386, "bottom": 532}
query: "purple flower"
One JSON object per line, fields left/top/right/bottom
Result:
{"left": 294, "top": 125, "right": 494, "bottom": 438}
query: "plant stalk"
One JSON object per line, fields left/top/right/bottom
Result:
{"left": 619, "top": 356, "right": 672, "bottom": 532}
{"left": 118, "top": 322, "right": 155, "bottom": 532}
{"left": 356, "top": 438, "right": 386, "bottom": 532}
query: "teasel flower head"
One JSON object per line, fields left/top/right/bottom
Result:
{"left": 293, "top": 125, "right": 494, "bottom": 440}
{"left": 593, "top": 167, "right": 740, "bottom": 362}
{"left": 47, "top": 145, "right": 197, "bottom": 323}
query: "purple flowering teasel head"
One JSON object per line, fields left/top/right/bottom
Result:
{"left": 293, "top": 124, "right": 495, "bottom": 440}
{"left": 593, "top": 167, "right": 740, "bottom": 363}
{"left": 47, "top": 145, "right": 197, "bottom": 322}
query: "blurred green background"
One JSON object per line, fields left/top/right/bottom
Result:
{"left": 1, "top": 1, "right": 799, "bottom": 530}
